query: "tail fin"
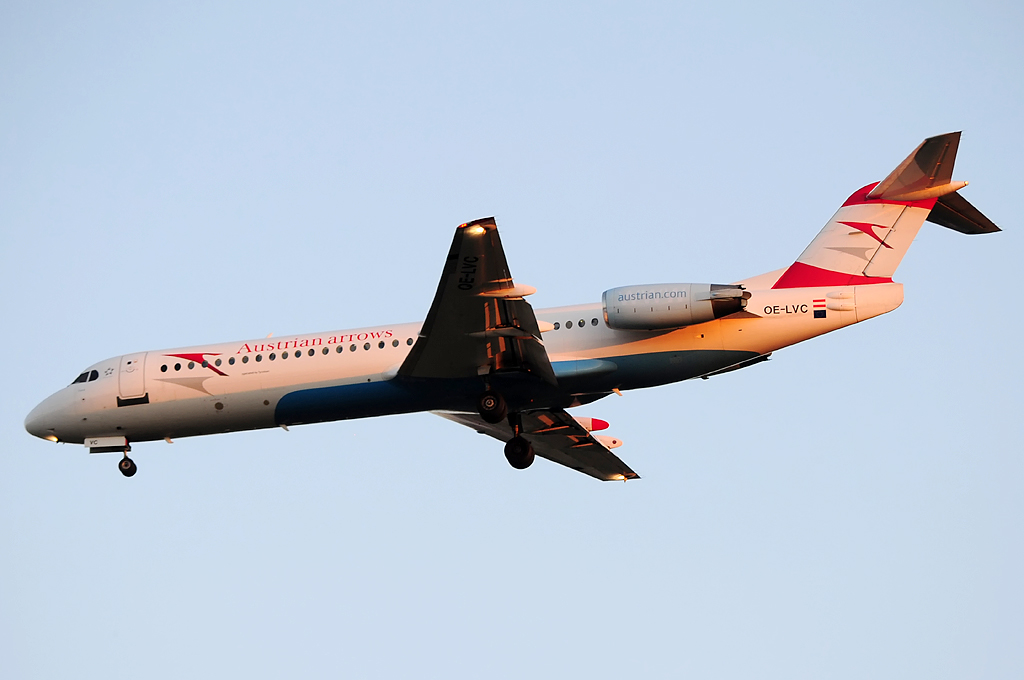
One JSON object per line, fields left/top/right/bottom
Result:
{"left": 773, "top": 132, "right": 1000, "bottom": 290}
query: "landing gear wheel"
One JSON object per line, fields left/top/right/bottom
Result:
{"left": 478, "top": 391, "right": 507, "bottom": 424}
{"left": 119, "top": 456, "right": 137, "bottom": 478}
{"left": 504, "top": 436, "right": 535, "bottom": 470}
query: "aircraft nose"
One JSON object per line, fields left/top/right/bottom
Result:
{"left": 25, "top": 396, "right": 59, "bottom": 441}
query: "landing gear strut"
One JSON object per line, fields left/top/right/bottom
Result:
{"left": 504, "top": 436, "right": 535, "bottom": 470}
{"left": 478, "top": 391, "right": 507, "bottom": 424}
{"left": 119, "top": 454, "right": 137, "bottom": 477}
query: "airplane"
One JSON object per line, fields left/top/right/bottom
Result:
{"left": 25, "top": 132, "right": 1000, "bottom": 481}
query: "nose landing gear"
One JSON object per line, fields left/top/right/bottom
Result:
{"left": 119, "top": 454, "right": 137, "bottom": 477}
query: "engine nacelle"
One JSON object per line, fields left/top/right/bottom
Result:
{"left": 602, "top": 283, "right": 749, "bottom": 331}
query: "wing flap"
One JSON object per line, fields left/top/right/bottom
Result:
{"left": 437, "top": 409, "right": 639, "bottom": 482}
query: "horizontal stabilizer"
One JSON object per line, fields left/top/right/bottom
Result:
{"left": 867, "top": 131, "right": 963, "bottom": 201}
{"left": 927, "top": 190, "right": 1001, "bottom": 234}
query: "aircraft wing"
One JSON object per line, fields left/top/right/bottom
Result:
{"left": 436, "top": 409, "right": 640, "bottom": 481}
{"left": 398, "top": 217, "right": 556, "bottom": 384}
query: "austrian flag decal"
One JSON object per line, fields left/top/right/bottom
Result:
{"left": 813, "top": 299, "right": 826, "bottom": 319}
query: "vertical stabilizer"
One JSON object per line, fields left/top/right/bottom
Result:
{"left": 772, "top": 132, "right": 981, "bottom": 289}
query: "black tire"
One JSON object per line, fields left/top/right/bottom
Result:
{"left": 119, "top": 456, "right": 137, "bottom": 477}
{"left": 478, "top": 391, "right": 507, "bottom": 424}
{"left": 504, "top": 436, "right": 535, "bottom": 470}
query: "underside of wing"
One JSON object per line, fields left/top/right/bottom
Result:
{"left": 436, "top": 409, "right": 640, "bottom": 482}
{"left": 397, "top": 218, "right": 556, "bottom": 385}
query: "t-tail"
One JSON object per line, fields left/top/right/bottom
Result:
{"left": 772, "top": 131, "right": 1000, "bottom": 290}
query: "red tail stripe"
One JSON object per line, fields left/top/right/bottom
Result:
{"left": 772, "top": 262, "right": 893, "bottom": 289}
{"left": 842, "top": 183, "right": 938, "bottom": 209}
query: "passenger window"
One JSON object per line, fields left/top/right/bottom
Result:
{"left": 161, "top": 365, "right": 168, "bottom": 373}
{"left": 591, "top": 318, "right": 598, "bottom": 326}
{"left": 363, "top": 343, "right": 370, "bottom": 351}
{"left": 188, "top": 362, "right": 195, "bottom": 369}
{"left": 350, "top": 344, "right": 357, "bottom": 352}
{"left": 229, "top": 357, "right": 236, "bottom": 365}
{"left": 378, "top": 341, "right": 385, "bottom": 349}
{"left": 88, "top": 370, "right": 99, "bottom": 381}
{"left": 175, "top": 363, "right": 182, "bottom": 371}
{"left": 202, "top": 360, "right": 208, "bottom": 368}
{"left": 242, "top": 356, "right": 249, "bottom": 364}
{"left": 323, "top": 347, "right": 329, "bottom": 355}
{"left": 336, "top": 345, "right": 343, "bottom": 353}
{"left": 392, "top": 339, "right": 399, "bottom": 347}
{"left": 579, "top": 319, "right": 585, "bottom": 327}
{"left": 255, "top": 355, "right": 262, "bottom": 362}
{"left": 215, "top": 358, "right": 222, "bottom": 366}
{"left": 553, "top": 322, "right": 560, "bottom": 330}
{"left": 269, "top": 353, "right": 276, "bottom": 360}
{"left": 407, "top": 338, "right": 413, "bottom": 345}
{"left": 308, "top": 349, "right": 314, "bottom": 356}
{"left": 566, "top": 320, "right": 573, "bottom": 328}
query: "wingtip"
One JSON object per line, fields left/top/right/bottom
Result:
{"left": 461, "top": 216, "right": 496, "bottom": 229}
{"left": 926, "top": 130, "right": 961, "bottom": 142}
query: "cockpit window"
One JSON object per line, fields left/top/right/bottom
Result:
{"left": 71, "top": 372, "right": 89, "bottom": 385}
{"left": 88, "top": 370, "right": 99, "bottom": 382}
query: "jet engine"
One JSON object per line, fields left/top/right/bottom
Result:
{"left": 602, "top": 283, "right": 749, "bottom": 331}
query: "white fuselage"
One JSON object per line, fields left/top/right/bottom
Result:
{"left": 25, "top": 281, "right": 903, "bottom": 447}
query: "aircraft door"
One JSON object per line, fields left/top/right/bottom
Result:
{"left": 118, "top": 353, "right": 148, "bottom": 398}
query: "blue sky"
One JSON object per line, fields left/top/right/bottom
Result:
{"left": 2, "top": 2, "right": 1021, "bottom": 678}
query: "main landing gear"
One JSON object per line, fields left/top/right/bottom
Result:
{"left": 119, "top": 454, "right": 137, "bottom": 477}
{"left": 478, "top": 391, "right": 507, "bottom": 424}
{"left": 504, "top": 436, "right": 535, "bottom": 469}
{"left": 502, "top": 408, "right": 535, "bottom": 470}
{"left": 479, "top": 390, "right": 535, "bottom": 470}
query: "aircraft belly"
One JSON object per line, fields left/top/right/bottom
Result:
{"left": 551, "top": 349, "right": 761, "bottom": 393}
{"left": 275, "top": 380, "right": 439, "bottom": 426}
{"left": 605, "top": 350, "right": 760, "bottom": 390}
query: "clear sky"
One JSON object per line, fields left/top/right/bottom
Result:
{"left": 2, "top": 2, "right": 1021, "bottom": 678}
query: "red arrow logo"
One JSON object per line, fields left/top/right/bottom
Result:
{"left": 838, "top": 221, "right": 893, "bottom": 249}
